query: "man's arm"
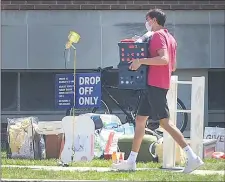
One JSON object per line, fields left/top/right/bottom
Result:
{"left": 172, "top": 44, "right": 177, "bottom": 72}
{"left": 139, "top": 32, "right": 169, "bottom": 66}
{"left": 139, "top": 49, "right": 169, "bottom": 65}
{"left": 172, "top": 58, "right": 177, "bottom": 72}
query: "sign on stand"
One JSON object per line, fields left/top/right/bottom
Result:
{"left": 55, "top": 73, "right": 101, "bottom": 109}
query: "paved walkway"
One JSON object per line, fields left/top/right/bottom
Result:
{"left": 2, "top": 165, "right": 224, "bottom": 176}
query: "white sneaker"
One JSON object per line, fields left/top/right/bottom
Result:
{"left": 111, "top": 160, "right": 136, "bottom": 171}
{"left": 183, "top": 156, "right": 204, "bottom": 174}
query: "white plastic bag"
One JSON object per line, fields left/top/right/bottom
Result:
{"left": 94, "top": 131, "right": 105, "bottom": 158}
{"left": 99, "top": 128, "right": 124, "bottom": 154}
{"left": 204, "top": 127, "right": 225, "bottom": 152}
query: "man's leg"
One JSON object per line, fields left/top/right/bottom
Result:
{"left": 112, "top": 115, "right": 148, "bottom": 170}
{"left": 160, "top": 119, "right": 187, "bottom": 148}
{"left": 146, "top": 86, "right": 203, "bottom": 173}
{"left": 112, "top": 92, "right": 151, "bottom": 170}
{"left": 126, "top": 115, "right": 149, "bottom": 163}
{"left": 160, "top": 118, "right": 204, "bottom": 173}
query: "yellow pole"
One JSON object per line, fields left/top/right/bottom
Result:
{"left": 65, "top": 31, "right": 80, "bottom": 162}
{"left": 72, "top": 47, "right": 76, "bottom": 161}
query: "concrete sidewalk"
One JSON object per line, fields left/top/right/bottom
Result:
{"left": 2, "top": 165, "right": 224, "bottom": 176}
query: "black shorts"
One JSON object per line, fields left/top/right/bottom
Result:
{"left": 137, "top": 85, "right": 170, "bottom": 121}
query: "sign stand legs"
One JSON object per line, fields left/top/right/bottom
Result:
{"left": 190, "top": 77, "right": 205, "bottom": 159}
{"left": 162, "top": 76, "right": 178, "bottom": 169}
{"left": 162, "top": 76, "right": 205, "bottom": 170}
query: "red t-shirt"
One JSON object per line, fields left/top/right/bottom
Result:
{"left": 148, "top": 29, "right": 177, "bottom": 89}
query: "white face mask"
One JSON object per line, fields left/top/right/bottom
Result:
{"left": 145, "top": 22, "right": 152, "bottom": 32}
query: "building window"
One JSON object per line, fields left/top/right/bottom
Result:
{"left": 208, "top": 69, "right": 225, "bottom": 110}
{"left": 2, "top": 70, "right": 137, "bottom": 112}
{"left": 1, "top": 72, "right": 18, "bottom": 111}
{"left": 20, "top": 72, "right": 60, "bottom": 111}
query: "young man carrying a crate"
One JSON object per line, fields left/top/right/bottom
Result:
{"left": 113, "top": 9, "right": 204, "bottom": 173}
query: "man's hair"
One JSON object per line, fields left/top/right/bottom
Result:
{"left": 146, "top": 9, "right": 166, "bottom": 27}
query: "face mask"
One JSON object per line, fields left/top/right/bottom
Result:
{"left": 145, "top": 22, "right": 152, "bottom": 32}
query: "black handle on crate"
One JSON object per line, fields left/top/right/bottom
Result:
{"left": 128, "top": 69, "right": 136, "bottom": 72}
{"left": 104, "top": 66, "right": 114, "bottom": 71}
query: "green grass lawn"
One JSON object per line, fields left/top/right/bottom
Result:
{"left": 2, "top": 151, "right": 225, "bottom": 181}
{"left": 2, "top": 157, "right": 225, "bottom": 171}
{"left": 2, "top": 150, "right": 224, "bottom": 171}
{"left": 2, "top": 167, "right": 225, "bottom": 181}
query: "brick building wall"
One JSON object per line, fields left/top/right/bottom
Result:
{"left": 1, "top": 1, "right": 225, "bottom": 10}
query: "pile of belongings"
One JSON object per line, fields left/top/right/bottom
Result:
{"left": 89, "top": 113, "right": 186, "bottom": 164}
{"left": 84, "top": 113, "right": 134, "bottom": 159}
{"left": 6, "top": 116, "right": 46, "bottom": 159}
